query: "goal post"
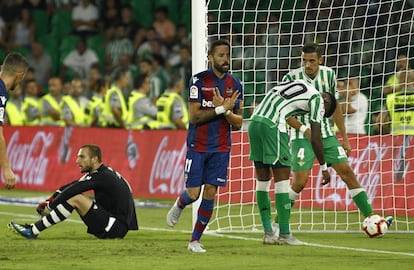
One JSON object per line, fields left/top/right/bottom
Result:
{"left": 193, "top": 0, "right": 414, "bottom": 233}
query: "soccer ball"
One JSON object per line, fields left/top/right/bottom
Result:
{"left": 362, "top": 215, "right": 388, "bottom": 238}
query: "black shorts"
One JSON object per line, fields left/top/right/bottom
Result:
{"left": 81, "top": 202, "right": 128, "bottom": 239}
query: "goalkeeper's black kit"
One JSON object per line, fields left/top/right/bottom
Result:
{"left": 49, "top": 164, "right": 138, "bottom": 237}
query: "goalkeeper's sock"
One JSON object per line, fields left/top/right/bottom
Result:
{"left": 177, "top": 190, "right": 196, "bottom": 209}
{"left": 256, "top": 180, "right": 272, "bottom": 232}
{"left": 191, "top": 198, "right": 214, "bottom": 242}
{"left": 275, "top": 180, "right": 291, "bottom": 235}
{"left": 32, "top": 201, "right": 74, "bottom": 234}
{"left": 349, "top": 188, "right": 373, "bottom": 217}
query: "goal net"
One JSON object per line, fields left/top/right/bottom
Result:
{"left": 203, "top": 0, "right": 414, "bottom": 233}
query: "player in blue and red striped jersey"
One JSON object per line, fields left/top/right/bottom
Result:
{"left": 0, "top": 52, "right": 29, "bottom": 189}
{"left": 167, "top": 39, "right": 243, "bottom": 252}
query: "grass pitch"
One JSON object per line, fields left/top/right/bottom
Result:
{"left": 0, "top": 189, "right": 413, "bottom": 270}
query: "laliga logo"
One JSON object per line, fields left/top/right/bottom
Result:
{"left": 149, "top": 136, "right": 186, "bottom": 194}
{"left": 314, "top": 142, "right": 386, "bottom": 205}
{"left": 5, "top": 131, "right": 53, "bottom": 185}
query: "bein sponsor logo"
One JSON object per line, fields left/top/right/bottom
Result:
{"left": 6, "top": 131, "right": 53, "bottom": 185}
{"left": 315, "top": 142, "right": 387, "bottom": 205}
{"left": 149, "top": 136, "right": 186, "bottom": 195}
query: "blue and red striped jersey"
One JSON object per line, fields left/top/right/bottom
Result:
{"left": 0, "top": 79, "right": 8, "bottom": 125}
{"left": 186, "top": 69, "right": 243, "bottom": 153}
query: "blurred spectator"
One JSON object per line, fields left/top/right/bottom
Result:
{"left": 8, "top": 7, "right": 35, "bottom": 50}
{"left": 101, "top": 67, "right": 129, "bottom": 128}
{"left": 115, "top": 53, "right": 138, "bottom": 98}
{"left": 386, "top": 69, "right": 414, "bottom": 135}
{"left": 0, "top": 15, "right": 7, "bottom": 49}
{"left": 85, "top": 77, "right": 108, "bottom": 127}
{"left": 61, "top": 78, "right": 89, "bottom": 126}
{"left": 136, "top": 27, "right": 159, "bottom": 60}
{"left": 62, "top": 79, "right": 72, "bottom": 95}
{"left": 4, "top": 83, "right": 24, "bottom": 126}
{"left": 126, "top": 74, "right": 157, "bottom": 130}
{"left": 138, "top": 57, "right": 162, "bottom": 103}
{"left": 338, "top": 77, "right": 368, "bottom": 135}
{"left": 22, "top": 0, "right": 48, "bottom": 10}
{"left": 61, "top": 38, "right": 99, "bottom": 82}
{"left": 153, "top": 74, "right": 188, "bottom": 130}
{"left": 0, "top": 0, "right": 21, "bottom": 27}
{"left": 26, "top": 42, "right": 52, "bottom": 88}
{"left": 99, "top": 0, "right": 121, "bottom": 30}
{"left": 46, "top": 0, "right": 72, "bottom": 12}
{"left": 152, "top": 6, "right": 176, "bottom": 47}
{"left": 174, "top": 24, "right": 190, "bottom": 47}
{"left": 21, "top": 78, "right": 41, "bottom": 126}
{"left": 105, "top": 23, "right": 134, "bottom": 72}
{"left": 40, "top": 76, "right": 65, "bottom": 126}
{"left": 168, "top": 44, "right": 192, "bottom": 100}
{"left": 383, "top": 53, "right": 412, "bottom": 96}
{"left": 151, "top": 53, "right": 169, "bottom": 96}
{"left": 86, "top": 63, "right": 102, "bottom": 98}
{"left": 121, "top": 4, "right": 140, "bottom": 40}
{"left": 72, "top": 0, "right": 99, "bottom": 38}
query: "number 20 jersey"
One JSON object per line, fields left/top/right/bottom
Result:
{"left": 251, "top": 80, "right": 324, "bottom": 133}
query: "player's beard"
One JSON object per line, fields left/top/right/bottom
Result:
{"left": 10, "top": 77, "right": 20, "bottom": 91}
{"left": 214, "top": 62, "right": 229, "bottom": 74}
{"left": 80, "top": 165, "right": 93, "bottom": 173}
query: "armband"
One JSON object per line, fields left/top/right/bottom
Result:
{"left": 225, "top": 110, "right": 232, "bottom": 116}
{"left": 215, "top": 106, "right": 225, "bottom": 115}
{"left": 299, "top": 125, "right": 308, "bottom": 133}
{"left": 320, "top": 163, "right": 328, "bottom": 171}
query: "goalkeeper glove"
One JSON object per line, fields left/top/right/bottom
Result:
{"left": 36, "top": 195, "right": 54, "bottom": 216}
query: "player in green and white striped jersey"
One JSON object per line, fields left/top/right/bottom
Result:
{"left": 248, "top": 80, "right": 336, "bottom": 245}
{"left": 281, "top": 43, "right": 375, "bottom": 226}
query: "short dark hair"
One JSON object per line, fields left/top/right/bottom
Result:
{"left": 134, "top": 74, "right": 148, "bottom": 89}
{"left": 208, "top": 39, "right": 230, "bottom": 56}
{"left": 112, "top": 67, "right": 129, "bottom": 81}
{"left": 81, "top": 144, "right": 102, "bottom": 162}
{"left": 302, "top": 43, "right": 322, "bottom": 56}
{"left": 2, "top": 52, "right": 29, "bottom": 75}
{"left": 322, "top": 92, "right": 337, "bottom": 118}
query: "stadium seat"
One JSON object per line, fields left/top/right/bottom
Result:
{"left": 37, "top": 34, "right": 59, "bottom": 75}
{"left": 12, "top": 47, "right": 30, "bottom": 57}
{"left": 51, "top": 10, "right": 73, "bottom": 41}
{"left": 131, "top": 0, "right": 153, "bottom": 28}
{"left": 32, "top": 10, "right": 49, "bottom": 40}
{"left": 178, "top": 0, "right": 191, "bottom": 30}
{"left": 0, "top": 48, "right": 5, "bottom": 62}
{"left": 87, "top": 34, "right": 106, "bottom": 68}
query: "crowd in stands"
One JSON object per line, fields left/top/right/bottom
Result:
{"left": 0, "top": 0, "right": 413, "bottom": 135}
{"left": 0, "top": 0, "right": 191, "bottom": 130}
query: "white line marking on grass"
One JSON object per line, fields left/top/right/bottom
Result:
{"left": 3, "top": 211, "right": 414, "bottom": 257}
{"left": 206, "top": 231, "right": 414, "bottom": 257}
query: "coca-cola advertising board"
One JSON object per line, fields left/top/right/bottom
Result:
{"left": 2, "top": 127, "right": 413, "bottom": 216}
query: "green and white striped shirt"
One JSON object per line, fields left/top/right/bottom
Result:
{"left": 282, "top": 66, "right": 337, "bottom": 139}
{"left": 251, "top": 80, "right": 325, "bottom": 133}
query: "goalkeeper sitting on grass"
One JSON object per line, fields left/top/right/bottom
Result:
{"left": 8, "top": 144, "right": 138, "bottom": 239}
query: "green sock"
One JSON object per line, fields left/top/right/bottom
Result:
{"left": 275, "top": 193, "right": 291, "bottom": 234}
{"left": 274, "top": 199, "right": 295, "bottom": 223}
{"left": 256, "top": 191, "right": 272, "bottom": 232}
{"left": 352, "top": 191, "right": 373, "bottom": 217}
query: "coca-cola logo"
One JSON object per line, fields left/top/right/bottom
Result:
{"left": 314, "top": 142, "right": 387, "bottom": 205}
{"left": 5, "top": 131, "right": 53, "bottom": 185}
{"left": 149, "top": 136, "right": 186, "bottom": 195}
